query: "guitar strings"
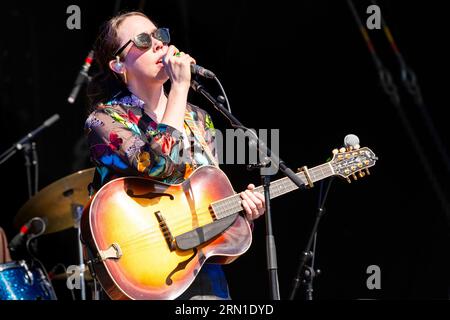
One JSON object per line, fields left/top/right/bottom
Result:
{"left": 101, "top": 169, "right": 322, "bottom": 248}
{"left": 119, "top": 212, "right": 240, "bottom": 249}
{"left": 117, "top": 205, "right": 243, "bottom": 248}
{"left": 120, "top": 216, "right": 248, "bottom": 256}
{"left": 104, "top": 171, "right": 313, "bottom": 248}
{"left": 108, "top": 176, "right": 300, "bottom": 247}
{"left": 113, "top": 197, "right": 244, "bottom": 246}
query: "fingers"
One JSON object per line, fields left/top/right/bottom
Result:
{"left": 241, "top": 198, "right": 253, "bottom": 220}
{"left": 240, "top": 187, "right": 265, "bottom": 221}
{"left": 245, "top": 190, "right": 264, "bottom": 211}
{"left": 163, "top": 45, "right": 177, "bottom": 65}
{"left": 253, "top": 191, "right": 265, "bottom": 206}
{"left": 163, "top": 45, "right": 195, "bottom": 86}
{"left": 164, "top": 45, "right": 195, "bottom": 66}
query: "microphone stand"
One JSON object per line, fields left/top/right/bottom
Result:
{"left": 289, "top": 178, "right": 334, "bottom": 300}
{"left": 191, "top": 80, "right": 306, "bottom": 300}
{"left": 262, "top": 172, "right": 280, "bottom": 300}
{"left": 22, "top": 142, "right": 33, "bottom": 198}
{"left": 246, "top": 159, "right": 281, "bottom": 299}
{"left": 0, "top": 114, "right": 60, "bottom": 198}
{"left": 72, "top": 204, "right": 87, "bottom": 301}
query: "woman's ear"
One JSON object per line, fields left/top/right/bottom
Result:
{"left": 109, "top": 56, "right": 124, "bottom": 74}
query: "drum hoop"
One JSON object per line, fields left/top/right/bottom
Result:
{"left": 0, "top": 260, "right": 27, "bottom": 272}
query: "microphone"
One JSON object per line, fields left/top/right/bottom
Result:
{"left": 344, "top": 134, "right": 360, "bottom": 148}
{"left": 190, "top": 64, "right": 216, "bottom": 79}
{"left": 15, "top": 114, "right": 60, "bottom": 150}
{"left": 9, "top": 217, "right": 46, "bottom": 251}
{"left": 167, "top": 51, "right": 216, "bottom": 79}
{"left": 68, "top": 50, "right": 94, "bottom": 104}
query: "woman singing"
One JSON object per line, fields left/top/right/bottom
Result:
{"left": 85, "top": 11, "right": 265, "bottom": 300}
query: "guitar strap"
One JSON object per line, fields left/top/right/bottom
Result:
{"left": 183, "top": 108, "right": 218, "bottom": 168}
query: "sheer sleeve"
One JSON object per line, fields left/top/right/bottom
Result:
{"left": 85, "top": 105, "right": 184, "bottom": 179}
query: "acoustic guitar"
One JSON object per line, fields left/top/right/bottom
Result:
{"left": 81, "top": 145, "right": 377, "bottom": 299}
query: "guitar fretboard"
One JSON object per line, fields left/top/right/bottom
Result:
{"left": 211, "top": 163, "right": 334, "bottom": 219}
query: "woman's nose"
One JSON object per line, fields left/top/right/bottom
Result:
{"left": 152, "top": 37, "right": 165, "bottom": 52}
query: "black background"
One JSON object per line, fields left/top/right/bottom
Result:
{"left": 1, "top": 0, "right": 449, "bottom": 300}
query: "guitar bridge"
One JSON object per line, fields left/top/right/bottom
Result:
{"left": 154, "top": 211, "right": 176, "bottom": 251}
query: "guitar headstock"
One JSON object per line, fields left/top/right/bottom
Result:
{"left": 329, "top": 145, "right": 378, "bottom": 183}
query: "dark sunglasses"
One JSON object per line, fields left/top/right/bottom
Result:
{"left": 113, "top": 28, "right": 170, "bottom": 57}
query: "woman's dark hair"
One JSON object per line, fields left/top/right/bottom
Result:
{"left": 87, "top": 11, "right": 151, "bottom": 109}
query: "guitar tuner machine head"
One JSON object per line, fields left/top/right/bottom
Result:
{"left": 329, "top": 146, "right": 378, "bottom": 181}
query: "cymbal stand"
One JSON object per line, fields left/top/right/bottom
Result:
{"left": 73, "top": 204, "right": 86, "bottom": 300}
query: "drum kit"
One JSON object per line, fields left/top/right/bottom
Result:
{"left": 0, "top": 168, "right": 95, "bottom": 300}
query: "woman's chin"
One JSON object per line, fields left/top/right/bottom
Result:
{"left": 155, "top": 69, "right": 169, "bottom": 82}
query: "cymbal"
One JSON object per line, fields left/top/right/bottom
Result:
{"left": 15, "top": 168, "right": 95, "bottom": 234}
{"left": 50, "top": 267, "right": 93, "bottom": 282}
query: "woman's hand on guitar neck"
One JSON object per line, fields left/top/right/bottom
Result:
{"left": 240, "top": 184, "right": 265, "bottom": 221}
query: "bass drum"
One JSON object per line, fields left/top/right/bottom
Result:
{"left": 0, "top": 260, "right": 57, "bottom": 300}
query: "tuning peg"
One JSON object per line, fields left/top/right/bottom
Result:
{"left": 354, "top": 144, "right": 360, "bottom": 150}
{"left": 346, "top": 177, "right": 351, "bottom": 183}
{"left": 352, "top": 173, "right": 358, "bottom": 180}
{"left": 358, "top": 171, "right": 366, "bottom": 178}
{"left": 350, "top": 166, "right": 356, "bottom": 171}
{"left": 365, "top": 168, "right": 370, "bottom": 175}
{"left": 357, "top": 163, "right": 363, "bottom": 169}
{"left": 332, "top": 149, "right": 339, "bottom": 155}
{"left": 346, "top": 146, "right": 353, "bottom": 152}
{"left": 339, "top": 147, "right": 346, "bottom": 153}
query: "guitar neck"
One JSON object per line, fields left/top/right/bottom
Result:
{"left": 211, "top": 162, "right": 335, "bottom": 219}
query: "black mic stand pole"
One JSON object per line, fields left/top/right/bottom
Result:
{"left": 191, "top": 80, "right": 306, "bottom": 300}
{"left": 289, "top": 177, "right": 334, "bottom": 300}
{"left": 247, "top": 154, "right": 281, "bottom": 299}
{"left": 261, "top": 169, "right": 281, "bottom": 300}
{"left": 22, "top": 142, "right": 33, "bottom": 198}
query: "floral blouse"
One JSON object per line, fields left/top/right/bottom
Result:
{"left": 85, "top": 91, "right": 217, "bottom": 188}
{"left": 84, "top": 91, "right": 229, "bottom": 299}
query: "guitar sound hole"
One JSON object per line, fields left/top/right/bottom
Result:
{"left": 126, "top": 189, "right": 174, "bottom": 200}
{"left": 165, "top": 249, "right": 198, "bottom": 286}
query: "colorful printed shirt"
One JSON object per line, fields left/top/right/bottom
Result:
{"left": 84, "top": 91, "right": 229, "bottom": 299}
{"left": 85, "top": 92, "right": 217, "bottom": 187}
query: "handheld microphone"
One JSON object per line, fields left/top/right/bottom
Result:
{"left": 68, "top": 50, "right": 94, "bottom": 104}
{"left": 168, "top": 51, "right": 216, "bottom": 79}
{"left": 9, "top": 217, "right": 46, "bottom": 251}
{"left": 190, "top": 64, "right": 216, "bottom": 79}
